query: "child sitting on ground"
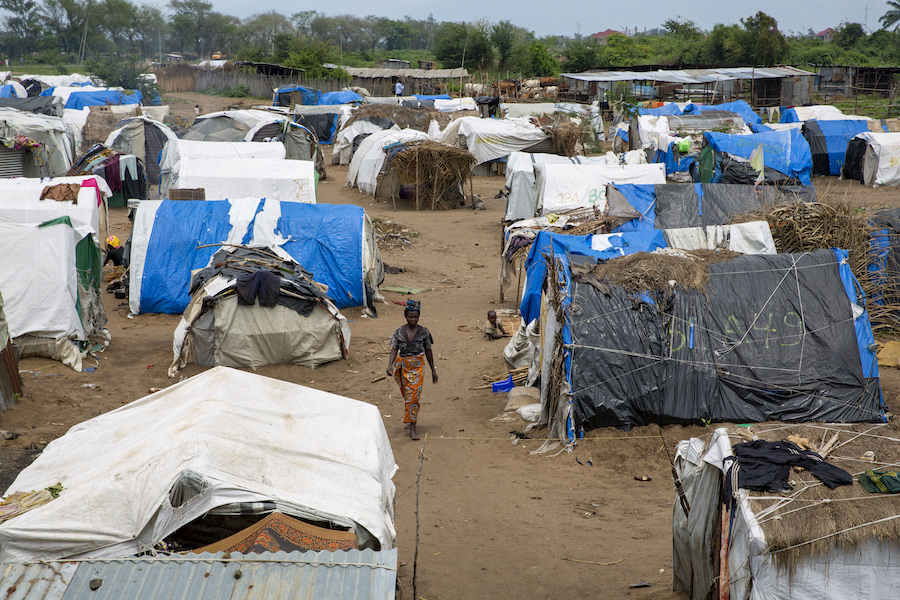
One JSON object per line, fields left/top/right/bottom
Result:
{"left": 483, "top": 310, "right": 509, "bottom": 340}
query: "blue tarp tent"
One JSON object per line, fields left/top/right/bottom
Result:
{"left": 684, "top": 100, "right": 761, "bottom": 125}
{"left": 41, "top": 87, "right": 142, "bottom": 109}
{"left": 412, "top": 94, "right": 452, "bottom": 101}
{"left": 130, "top": 199, "right": 380, "bottom": 314}
{"left": 703, "top": 129, "right": 813, "bottom": 185}
{"left": 274, "top": 85, "right": 321, "bottom": 107}
{"left": 318, "top": 90, "right": 364, "bottom": 105}
{"left": 0, "top": 85, "right": 18, "bottom": 98}
{"left": 519, "top": 229, "right": 667, "bottom": 324}
{"left": 802, "top": 119, "right": 876, "bottom": 176}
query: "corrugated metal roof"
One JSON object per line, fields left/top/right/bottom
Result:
{"left": 0, "top": 550, "right": 397, "bottom": 600}
{"left": 561, "top": 66, "right": 814, "bottom": 84}
{"left": 340, "top": 66, "right": 468, "bottom": 79}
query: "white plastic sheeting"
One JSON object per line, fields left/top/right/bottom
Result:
{"left": 787, "top": 105, "right": 867, "bottom": 122}
{"left": 158, "top": 140, "right": 287, "bottom": 196}
{"left": 346, "top": 128, "right": 430, "bottom": 195}
{"left": 433, "top": 98, "right": 477, "bottom": 112}
{"left": 333, "top": 119, "right": 400, "bottom": 166}
{"left": 504, "top": 151, "right": 616, "bottom": 221}
{"left": 854, "top": 131, "right": 900, "bottom": 187}
{"left": 0, "top": 175, "right": 110, "bottom": 240}
{"left": 168, "top": 157, "right": 316, "bottom": 202}
{"left": 0, "top": 223, "right": 82, "bottom": 340}
{"left": 0, "top": 107, "right": 75, "bottom": 176}
{"left": 663, "top": 221, "right": 777, "bottom": 255}
{"left": 442, "top": 116, "right": 548, "bottom": 165}
{"left": 0, "top": 367, "right": 398, "bottom": 562}
{"left": 535, "top": 162, "right": 666, "bottom": 215}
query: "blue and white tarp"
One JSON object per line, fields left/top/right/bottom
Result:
{"left": 41, "top": 86, "right": 141, "bottom": 109}
{"left": 274, "top": 85, "right": 321, "bottom": 106}
{"left": 130, "top": 199, "right": 382, "bottom": 314}
{"left": 802, "top": 119, "right": 876, "bottom": 176}
{"left": 704, "top": 129, "right": 813, "bottom": 185}
{"left": 684, "top": 100, "right": 761, "bottom": 125}
{"left": 318, "top": 90, "right": 364, "bottom": 105}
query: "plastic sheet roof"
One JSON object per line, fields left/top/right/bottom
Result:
{"left": 561, "top": 66, "right": 814, "bottom": 84}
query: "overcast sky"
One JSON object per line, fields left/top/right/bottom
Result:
{"left": 212, "top": 0, "right": 880, "bottom": 37}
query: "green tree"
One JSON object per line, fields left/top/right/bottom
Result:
{"left": 85, "top": 54, "right": 157, "bottom": 98}
{"left": 880, "top": 0, "right": 900, "bottom": 30}
{"left": 528, "top": 41, "right": 557, "bottom": 76}
{"left": 132, "top": 5, "right": 166, "bottom": 60}
{"left": 563, "top": 37, "right": 598, "bottom": 72}
{"left": 701, "top": 23, "right": 744, "bottom": 64}
{"left": 490, "top": 20, "right": 517, "bottom": 70}
{"left": 433, "top": 21, "right": 493, "bottom": 70}
{"left": 168, "top": 0, "right": 213, "bottom": 56}
{"left": 740, "top": 12, "right": 789, "bottom": 65}
{"left": 663, "top": 17, "right": 702, "bottom": 40}
{"left": 832, "top": 22, "right": 866, "bottom": 49}
{"left": 1, "top": 0, "right": 43, "bottom": 55}
{"left": 96, "top": 0, "right": 135, "bottom": 54}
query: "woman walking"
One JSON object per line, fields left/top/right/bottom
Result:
{"left": 387, "top": 301, "right": 437, "bottom": 440}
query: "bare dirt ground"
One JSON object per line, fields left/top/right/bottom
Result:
{"left": 3, "top": 92, "right": 900, "bottom": 598}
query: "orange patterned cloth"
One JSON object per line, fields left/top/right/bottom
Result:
{"left": 189, "top": 511, "right": 358, "bottom": 554}
{"left": 393, "top": 353, "right": 425, "bottom": 423}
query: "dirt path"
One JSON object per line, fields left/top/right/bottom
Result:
{"left": 2, "top": 92, "right": 900, "bottom": 598}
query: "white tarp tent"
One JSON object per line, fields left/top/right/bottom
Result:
{"left": 0, "top": 367, "right": 397, "bottom": 562}
{"left": 158, "top": 139, "right": 287, "bottom": 196}
{"left": 534, "top": 162, "right": 666, "bottom": 214}
{"left": 0, "top": 107, "right": 75, "bottom": 176}
{"left": 504, "top": 151, "right": 618, "bottom": 221}
{"left": 849, "top": 131, "right": 900, "bottom": 187}
{"left": 168, "top": 157, "right": 317, "bottom": 202}
{"left": 333, "top": 119, "right": 400, "bottom": 165}
{"left": 104, "top": 116, "right": 179, "bottom": 185}
{"left": 184, "top": 109, "right": 284, "bottom": 142}
{"left": 346, "top": 128, "right": 430, "bottom": 195}
{"left": 442, "top": 116, "right": 548, "bottom": 165}
{"left": 0, "top": 176, "right": 111, "bottom": 371}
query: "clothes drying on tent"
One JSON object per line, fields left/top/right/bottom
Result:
{"left": 169, "top": 246, "right": 350, "bottom": 375}
{"left": 68, "top": 143, "right": 147, "bottom": 204}
{"left": 104, "top": 117, "right": 178, "bottom": 185}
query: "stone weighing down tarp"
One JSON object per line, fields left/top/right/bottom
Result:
{"left": 130, "top": 199, "right": 382, "bottom": 314}
{"left": 0, "top": 367, "right": 397, "bottom": 562}
{"left": 567, "top": 249, "right": 882, "bottom": 431}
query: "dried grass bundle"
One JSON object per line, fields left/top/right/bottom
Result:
{"left": 739, "top": 423, "right": 900, "bottom": 569}
{"left": 730, "top": 191, "right": 900, "bottom": 331}
{"left": 550, "top": 121, "right": 582, "bottom": 157}
{"left": 344, "top": 104, "right": 475, "bottom": 132}
{"left": 390, "top": 141, "right": 476, "bottom": 210}
{"left": 589, "top": 249, "right": 740, "bottom": 295}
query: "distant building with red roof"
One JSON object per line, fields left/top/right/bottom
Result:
{"left": 591, "top": 28, "right": 625, "bottom": 45}
{"left": 815, "top": 28, "right": 833, "bottom": 42}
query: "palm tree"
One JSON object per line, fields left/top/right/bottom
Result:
{"left": 880, "top": 0, "right": 900, "bottom": 30}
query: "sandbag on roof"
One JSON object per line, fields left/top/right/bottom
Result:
{"left": 129, "top": 199, "right": 383, "bottom": 314}
{"left": 0, "top": 367, "right": 397, "bottom": 562}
